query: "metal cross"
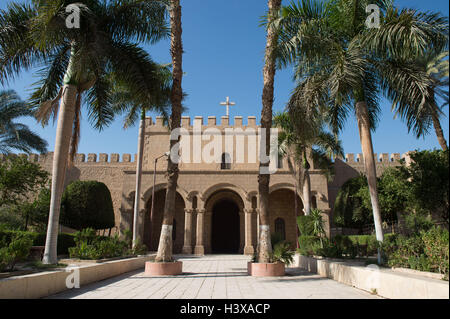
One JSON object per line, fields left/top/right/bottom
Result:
{"left": 220, "top": 96, "right": 236, "bottom": 117}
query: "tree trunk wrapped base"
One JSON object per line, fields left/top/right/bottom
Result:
{"left": 247, "top": 261, "right": 285, "bottom": 277}
{"left": 144, "top": 261, "right": 183, "bottom": 276}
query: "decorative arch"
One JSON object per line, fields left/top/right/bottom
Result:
{"left": 200, "top": 183, "right": 249, "bottom": 210}
{"left": 204, "top": 188, "right": 245, "bottom": 254}
{"left": 269, "top": 182, "right": 302, "bottom": 200}
{"left": 142, "top": 183, "right": 188, "bottom": 207}
{"left": 204, "top": 189, "right": 245, "bottom": 212}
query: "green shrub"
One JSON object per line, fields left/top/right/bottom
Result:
{"left": 298, "top": 236, "right": 321, "bottom": 256}
{"left": 422, "top": 227, "right": 449, "bottom": 278}
{"left": 297, "top": 215, "right": 314, "bottom": 236}
{"left": 271, "top": 232, "right": 285, "bottom": 247}
{"left": 333, "top": 234, "right": 357, "bottom": 258}
{"left": 271, "top": 241, "right": 295, "bottom": 265}
{"left": 131, "top": 239, "right": 148, "bottom": 256}
{"left": 61, "top": 181, "right": 115, "bottom": 230}
{"left": 68, "top": 228, "right": 131, "bottom": 260}
{"left": 380, "top": 230, "right": 449, "bottom": 278}
{"left": 0, "top": 230, "right": 76, "bottom": 256}
{"left": 404, "top": 213, "right": 434, "bottom": 235}
{"left": 0, "top": 233, "right": 33, "bottom": 271}
{"left": 0, "top": 230, "right": 39, "bottom": 247}
{"left": 24, "top": 232, "right": 75, "bottom": 255}
{"left": 316, "top": 238, "right": 341, "bottom": 258}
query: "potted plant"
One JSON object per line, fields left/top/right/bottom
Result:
{"left": 248, "top": 241, "right": 295, "bottom": 277}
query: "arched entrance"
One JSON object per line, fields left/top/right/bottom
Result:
{"left": 269, "top": 188, "right": 303, "bottom": 249}
{"left": 143, "top": 189, "right": 185, "bottom": 253}
{"left": 204, "top": 189, "right": 245, "bottom": 254}
{"left": 211, "top": 199, "right": 240, "bottom": 253}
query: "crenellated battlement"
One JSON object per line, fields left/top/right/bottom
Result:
{"left": 342, "top": 152, "right": 411, "bottom": 164}
{"left": 2, "top": 152, "right": 137, "bottom": 164}
{"left": 146, "top": 115, "right": 259, "bottom": 130}
{"left": 3, "top": 151, "right": 411, "bottom": 167}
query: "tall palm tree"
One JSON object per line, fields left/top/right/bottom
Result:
{"left": 274, "top": 108, "right": 344, "bottom": 216}
{"left": 0, "top": 90, "right": 47, "bottom": 154}
{"left": 383, "top": 49, "right": 449, "bottom": 151}
{"left": 258, "top": 0, "right": 282, "bottom": 264}
{"left": 155, "top": 0, "right": 183, "bottom": 263}
{"left": 111, "top": 64, "right": 172, "bottom": 248}
{"left": 0, "top": 0, "right": 168, "bottom": 264}
{"left": 274, "top": 0, "right": 448, "bottom": 263}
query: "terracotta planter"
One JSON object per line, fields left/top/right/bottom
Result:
{"left": 248, "top": 261, "right": 285, "bottom": 277}
{"left": 144, "top": 261, "right": 183, "bottom": 276}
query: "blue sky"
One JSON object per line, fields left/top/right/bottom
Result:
{"left": 0, "top": 0, "right": 449, "bottom": 157}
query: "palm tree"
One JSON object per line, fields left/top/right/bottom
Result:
{"left": 111, "top": 64, "right": 172, "bottom": 248}
{"left": 274, "top": 0, "right": 447, "bottom": 263}
{"left": 0, "top": 90, "right": 47, "bottom": 154}
{"left": 274, "top": 107, "right": 344, "bottom": 216}
{"left": 383, "top": 49, "right": 449, "bottom": 151}
{"left": 257, "top": 0, "right": 282, "bottom": 264}
{"left": 155, "top": 0, "right": 183, "bottom": 263}
{"left": 0, "top": 0, "right": 168, "bottom": 264}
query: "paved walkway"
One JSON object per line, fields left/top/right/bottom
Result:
{"left": 48, "top": 255, "right": 379, "bottom": 299}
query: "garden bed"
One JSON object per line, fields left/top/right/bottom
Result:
{"left": 292, "top": 254, "right": 449, "bottom": 299}
{"left": 0, "top": 254, "right": 156, "bottom": 299}
{"left": 59, "top": 255, "right": 139, "bottom": 264}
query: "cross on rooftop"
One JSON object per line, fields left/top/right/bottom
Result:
{"left": 220, "top": 96, "right": 236, "bottom": 117}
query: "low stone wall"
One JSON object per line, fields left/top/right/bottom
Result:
{"left": 290, "top": 254, "right": 449, "bottom": 299}
{"left": 0, "top": 255, "right": 155, "bottom": 299}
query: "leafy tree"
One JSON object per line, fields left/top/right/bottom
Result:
{"left": 61, "top": 181, "right": 115, "bottom": 231}
{"left": 333, "top": 174, "right": 372, "bottom": 231}
{"left": 274, "top": 109, "right": 344, "bottom": 216}
{"left": 404, "top": 150, "right": 449, "bottom": 224}
{"left": 358, "top": 167, "right": 409, "bottom": 228}
{"left": 0, "top": 155, "right": 49, "bottom": 206}
{"left": 155, "top": 0, "right": 184, "bottom": 263}
{"left": 0, "top": 90, "right": 48, "bottom": 154}
{"left": 334, "top": 150, "right": 449, "bottom": 231}
{"left": 22, "top": 187, "right": 51, "bottom": 232}
{"left": 255, "top": 0, "right": 282, "bottom": 264}
{"left": 0, "top": 0, "right": 169, "bottom": 264}
{"left": 112, "top": 64, "right": 172, "bottom": 248}
{"left": 273, "top": 0, "right": 448, "bottom": 261}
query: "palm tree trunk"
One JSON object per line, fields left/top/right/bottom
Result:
{"left": 132, "top": 110, "right": 146, "bottom": 247}
{"left": 355, "top": 101, "right": 384, "bottom": 263}
{"left": 303, "top": 169, "right": 311, "bottom": 215}
{"left": 430, "top": 106, "right": 448, "bottom": 151}
{"left": 42, "top": 85, "right": 77, "bottom": 264}
{"left": 257, "top": 0, "right": 281, "bottom": 263}
{"left": 155, "top": 0, "right": 183, "bottom": 263}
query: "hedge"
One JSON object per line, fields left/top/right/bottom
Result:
{"left": 298, "top": 236, "right": 322, "bottom": 256}
{"left": 61, "top": 181, "right": 115, "bottom": 230}
{"left": 0, "top": 230, "right": 75, "bottom": 255}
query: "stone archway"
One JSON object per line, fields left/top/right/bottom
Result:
{"left": 211, "top": 199, "right": 240, "bottom": 253}
{"left": 269, "top": 188, "right": 303, "bottom": 249}
{"left": 204, "top": 189, "right": 245, "bottom": 254}
{"left": 143, "top": 189, "right": 185, "bottom": 253}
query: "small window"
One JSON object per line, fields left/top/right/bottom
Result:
{"left": 221, "top": 153, "right": 231, "bottom": 170}
{"left": 172, "top": 219, "right": 176, "bottom": 241}
{"left": 251, "top": 196, "right": 257, "bottom": 209}
{"left": 192, "top": 196, "right": 198, "bottom": 209}
{"left": 275, "top": 218, "right": 286, "bottom": 241}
